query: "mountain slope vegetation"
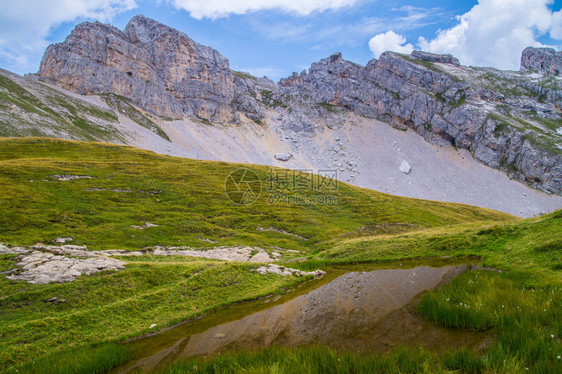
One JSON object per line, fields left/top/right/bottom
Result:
{"left": 0, "top": 138, "right": 559, "bottom": 373}
{"left": 0, "top": 137, "right": 511, "bottom": 251}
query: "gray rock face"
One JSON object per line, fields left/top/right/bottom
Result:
{"left": 276, "top": 50, "right": 562, "bottom": 194}
{"left": 7, "top": 252, "right": 125, "bottom": 284}
{"left": 521, "top": 47, "right": 562, "bottom": 75}
{"left": 411, "top": 51, "right": 460, "bottom": 66}
{"left": 1, "top": 244, "right": 125, "bottom": 284}
{"left": 253, "top": 264, "right": 325, "bottom": 278}
{"left": 149, "top": 246, "right": 278, "bottom": 262}
{"left": 39, "top": 15, "right": 248, "bottom": 123}
{"left": 0, "top": 242, "right": 283, "bottom": 284}
{"left": 232, "top": 75, "right": 274, "bottom": 123}
{"left": 36, "top": 16, "right": 561, "bottom": 195}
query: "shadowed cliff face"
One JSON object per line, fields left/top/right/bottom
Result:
{"left": 37, "top": 15, "right": 561, "bottom": 195}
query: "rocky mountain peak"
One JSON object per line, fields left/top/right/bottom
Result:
{"left": 38, "top": 15, "right": 239, "bottom": 122}
{"left": 521, "top": 47, "right": 562, "bottom": 75}
{"left": 34, "top": 17, "right": 561, "bottom": 195}
{"left": 279, "top": 52, "right": 364, "bottom": 89}
{"left": 275, "top": 48, "right": 561, "bottom": 194}
{"left": 124, "top": 14, "right": 161, "bottom": 45}
{"left": 410, "top": 50, "right": 460, "bottom": 66}
{"left": 329, "top": 52, "right": 343, "bottom": 63}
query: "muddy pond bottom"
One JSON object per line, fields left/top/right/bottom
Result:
{"left": 119, "top": 264, "right": 490, "bottom": 372}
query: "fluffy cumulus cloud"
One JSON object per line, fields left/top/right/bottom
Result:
{"left": 167, "top": 0, "right": 357, "bottom": 19}
{"left": 418, "top": 0, "right": 562, "bottom": 69}
{"left": 368, "top": 30, "right": 414, "bottom": 58}
{"left": 552, "top": 10, "right": 562, "bottom": 39}
{"left": 368, "top": 0, "right": 562, "bottom": 70}
{"left": 0, "top": 0, "right": 136, "bottom": 73}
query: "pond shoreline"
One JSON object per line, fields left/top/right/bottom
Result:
{"left": 116, "top": 258, "right": 488, "bottom": 373}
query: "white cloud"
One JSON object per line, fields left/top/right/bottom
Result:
{"left": 0, "top": 0, "right": 136, "bottom": 73}
{"left": 368, "top": 30, "right": 413, "bottom": 58}
{"left": 417, "top": 0, "right": 562, "bottom": 69}
{"left": 550, "top": 9, "right": 562, "bottom": 39}
{"left": 167, "top": 0, "right": 356, "bottom": 19}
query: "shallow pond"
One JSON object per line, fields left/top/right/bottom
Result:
{"left": 117, "top": 260, "right": 490, "bottom": 372}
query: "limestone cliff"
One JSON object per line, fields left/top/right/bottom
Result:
{"left": 39, "top": 15, "right": 243, "bottom": 123}
{"left": 276, "top": 51, "right": 561, "bottom": 194}
{"left": 521, "top": 47, "right": 562, "bottom": 75}
{"left": 37, "top": 16, "right": 561, "bottom": 194}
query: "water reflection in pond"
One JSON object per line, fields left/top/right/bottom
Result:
{"left": 119, "top": 264, "right": 490, "bottom": 372}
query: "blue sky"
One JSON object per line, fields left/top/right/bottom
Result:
{"left": 0, "top": 0, "right": 561, "bottom": 80}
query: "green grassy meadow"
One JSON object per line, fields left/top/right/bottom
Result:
{"left": 0, "top": 137, "right": 559, "bottom": 373}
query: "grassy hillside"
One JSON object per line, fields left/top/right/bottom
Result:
{"left": 0, "top": 71, "right": 126, "bottom": 142}
{"left": 159, "top": 212, "right": 561, "bottom": 374}
{"left": 1, "top": 137, "right": 558, "bottom": 373}
{"left": 0, "top": 255, "right": 305, "bottom": 371}
{"left": 0, "top": 137, "right": 511, "bottom": 252}
{"left": 308, "top": 210, "right": 561, "bottom": 283}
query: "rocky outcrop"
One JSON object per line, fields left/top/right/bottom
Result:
{"left": 148, "top": 246, "right": 279, "bottom": 262}
{"left": 411, "top": 50, "right": 460, "bottom": 66}
{"left": 38, "top": 15, "right": 258, "bottom": 123}
{"left": 276, "top": 50, "right": 562, "bottom": 194}
{"left": 1, "top": 244, "right": 125, "bottom": 284}
{"left": 253, "top": 264, "right": 325, "bottom": 278}
{"left": 0, "top": 243, "right": 284, "bottom": 284}
{"left": 232, "top": 74, "right": 274, "bottom": 123}
{"left": 521, "top": 47, "right": 562, "bottom": 75}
